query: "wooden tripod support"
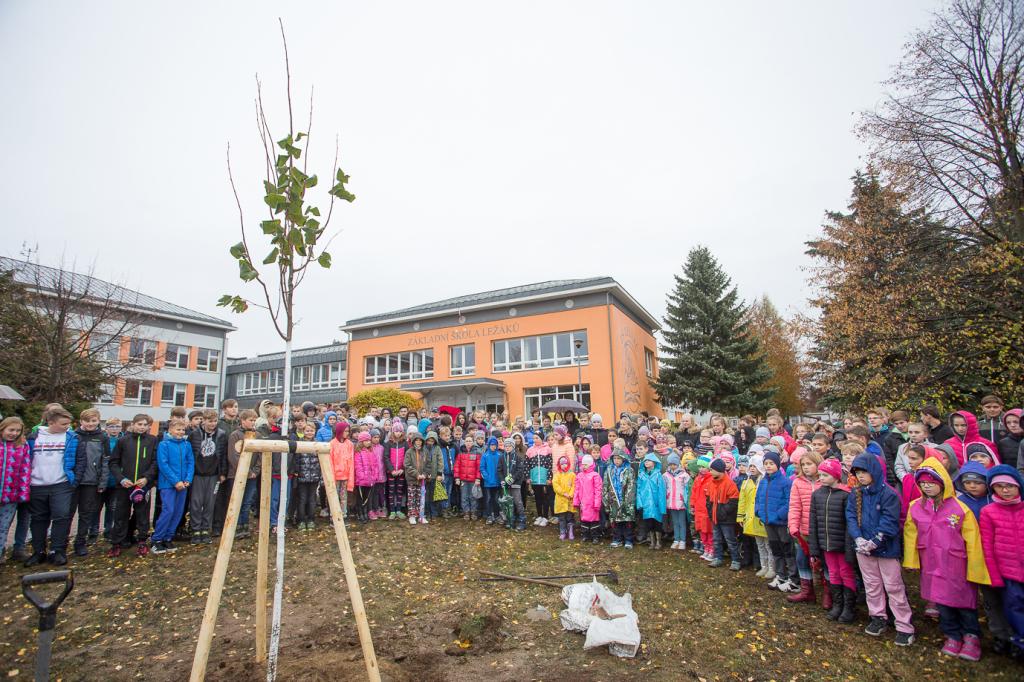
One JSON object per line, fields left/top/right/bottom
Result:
{"left": 189, "top": 437, "right": 380, "bottom": 681}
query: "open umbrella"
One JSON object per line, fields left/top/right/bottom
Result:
{"left": 0, "top": 385, "right": 25, "bottom": 401}
{"left": 540, "top": 398, "right": 588, "bottom": 413}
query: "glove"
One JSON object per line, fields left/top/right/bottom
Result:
{"left": 862, "top": 539, "right": 878, "bottom": 554}
{"left": 854, "top": 537, "right": 871, "bottom": 555}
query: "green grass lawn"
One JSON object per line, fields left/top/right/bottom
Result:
{"left": 0, "top": 516, "right": 1019, "bottom": 680}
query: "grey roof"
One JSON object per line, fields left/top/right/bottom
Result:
{"left": 344, "top": 277, "right": 617, "bottom": 327}
{"left": 1, "top": 255, "right": 235, "bottom": 330}
{"left": 226, "top": 342, "right": 347, "bottom": 370}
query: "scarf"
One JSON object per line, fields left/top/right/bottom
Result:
{"left": 994, "top": 494, "right": 1022, "bottom": 505}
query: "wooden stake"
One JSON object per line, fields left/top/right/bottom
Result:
{"left": 318, "top": 453, "right": 381, "bottom": 682}
{"left": 189, "top": 451, "right": 252, "bottom": 682}
{"left": 255, "top": 451, "right": 272, "bottom": 663}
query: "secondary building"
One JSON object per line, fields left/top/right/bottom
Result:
{"left": 340, "top": 278, "right": 662, "bottom": 420}
{"left": 1, "top": 255, "right": 235, "bottom": 423}
{"left": 224, "top": 341, "right": 348, "bottom": 409}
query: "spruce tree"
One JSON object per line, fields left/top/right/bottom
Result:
{"left": 652, "top": 246, "right": 773, "bottom": 414}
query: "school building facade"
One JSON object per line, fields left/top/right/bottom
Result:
{"left": 223, "top": 341, "right": 348, "bottom": 409}
{"left": 340, "top": 278, "right": 662, "bottom": 420}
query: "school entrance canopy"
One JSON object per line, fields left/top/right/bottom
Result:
{"left": 399, "top": 377, "right": 506, "bottom": 413}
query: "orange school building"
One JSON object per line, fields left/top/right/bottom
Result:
{"left": 341, "top": 278, "right": 662, "bottom": 420}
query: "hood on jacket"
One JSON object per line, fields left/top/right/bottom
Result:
{"left": 1002, "top": 408, "right": 1022, "bottom": 433}
{"left": 334, "top": 421, "right": 350, "bottom": 440}
{"left": 425, "top": 431, "right": 439, "bottom": 445}
{"left": 640, "top": 452, "right": 662, "bottom": 474}
{"left": 486, "top": 437, "right": 499, "bottom": 450}
{"left": 685, "top": 459, "right": 700, "bottom": 476}
{"left": 964, "top": 441, "right": 1000, "bottom": 467}
{"left": 322, "top": 410, "right": 337, "bottom": 424}
{"left": 953, "top": 461, "right": 990, "bottom": 493}
{"left": 949, "top": 410, "right": 981, "bottom": 442}
{"left": 913, "top": 456, "right": 954, "bottom": 500}
{"left": 933, "top": 443, "right": 960, "bottom": 474}
{"left": 418, "top": 418, "right": 432, "bottom": 436}
{"left": 850, "top": 452, "right": 886, "bottom": 493}
{"left": 986, "top": 464, "right": 1024, "bottom": 489}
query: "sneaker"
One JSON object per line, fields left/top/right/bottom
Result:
{"left": 533, "top": 517, "right": 543, "bottom": 526}
{"left": 958, "top": 634, "right": 981, "bottom": 661}
{"left": 151, "top": 542, "right": 168, "bottom": 555}
{"left": 320, "top": 508, "right": 331, "bottom": 517}
{"left": 778, "top": 579, "right": 801, "bottom": 594}
{"left": 701, "top": 551, "right": 715, "bottom": 561}
{"left": 51, "top": 552, "right": 68, "bottom": 566}
{"left": 755, "top": 566, "right": 767, "bottom": 577}
{"left": 538, "top": 517, "right": 548, "bottom": 527}
{"left": 235, "top": 529, "right": 250, "bottom": 540}
{"left": 709, "top": 558, "right": 723, "bottom": 568}
{"left": 559, "top": 532, "right": 566, "bottom": 541}
{"left": 409, "top": 517, "right": 417, "bottom": 525}
{"left": 624, "top": 542, "right": 633, "bottom": 549}
{"left": 767, "top": 575, "right": 782, "bottom": 589}
{"left": 463, "top": 513, "right": 470, "bottom": 520}
{"left": 24, "top": 552, "right": 46, "bottom": 567}
{"left": 396, "top": 511, "right": 406, "bottom": 519}
{"left": 136, "top": 543, "right": 149, "bottom": 557}
{"left": 864, "top": 617, "right": 888, "bottom": 637}
{"left": 941, "top": 637, "right": 963, "bottom": 657}
{"left": 763, "top": 569, "right": 776, "bottom": 581}
{"left": 74, "top": 545, "right": 88, "bottom": 557}
{"left": 420, "top": 517, "right": 429, "bottom": 525}
{"left": 190, "top": 534, "right": 202, "bottom": 545}
{"left": 610, "top": 541, "right": 622, "bottom": 548}
{"left": 485, "top": 517, "right": 494, "bottom": 525}
{"left": 925, "top": 603, "right": 940, "bottom": 619}
{"left": 730, "top": 561, "right": 741, "bottom": 571}
{"left": 690, "top": 546, "right": 702, "bottom": 554}
{"left": 391, "top": 512, "right": 399, "bottom": 520}
{"left": 894, "top": 631, "right": 914, "bottom": 647}
{"left": 107, "top": 545, "right": 122, "bottom": 558}
{"left": 164, "top": 542, "right": 178, "bottom": 553}
{"left": 670, "top": 541, "right": 679, "bottom": 549}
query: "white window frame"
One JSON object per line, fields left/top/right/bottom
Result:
{"left": 309, "top": 362, "right": 345, "bottom": 390}
{"left": 165, "top": 343, "right": 190, "bottom": 369}
{"left": 96, "top": 383, "right": 115, "bottom": 405}
{"left": 449, "top": 344, "right": 476, "bottom": 377}
{"left": 193, "top": 384, "right": 217, "bottom": 409}
{"left": 644, "top": 348, "right": 655, "bottom": 378}
{"left": 523, "top": 384, "right": 591, "bottom": 415}
{"left": 236, "top": 369, "right": 284, "bottom": 396}
{"left": 88, "top": 333, "right": 121, "bottom": 364}
{"left": 161, "top": 382, "right": 187, "bottom": 407}
{"left": 123, "top": 379, "right": 153, "bottom": 406}
{"left": 364, "top": 350, "right": 434, "bottom": 384}
{"left": 493, "top": 330, "right": 589, "bottom": 373}
{"left": 196, "top": 347, "right": 220, "bottom": 372}
{"left": 292, "top": 365, "right": 311, "bottom": 391}
{"left": 127, "top": 338, "right": 158, "bottom": 365}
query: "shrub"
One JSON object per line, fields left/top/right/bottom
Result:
{"left": 347, "top": 388, "right": 422, "bottom": 417}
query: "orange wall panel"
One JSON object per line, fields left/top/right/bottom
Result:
{"left": 608, "top": 306, "right": 662, "bottom": 418}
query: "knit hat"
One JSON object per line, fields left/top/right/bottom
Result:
{"left": 763, "top": 451, "right": 781, "bottom": 469}
{"left": 817, "top": 458, "right": 842, "bottom": 481}
{"left": 747, "top": 443, "right": 764, "bottom": 455}
{"left": 392, "top": 421, "right": 405, "bottom": 434}
{"left": 503, "top": 437, "right": 515, "bottom": 450}
{"left": 915, "top": 470, "right": 943, "bottom": 487}
{"left": 356, "top": 432, "right": 371, "bottom": 443}
{"left": 667, "top": 453, "right": 681, "bottom": 467}
{"left": 591, "top": 414, "right": 603, "bottom": 425}
{"left": 959, "top": 470, "right": 987, "bottom": 485}
{"left": 407, "top": 424, "right": 419, "bottom": 437}
{"left": 737, "top": 455, "right": 749, "bottom": 466}
{"left": 130, "top": 486, "right": 147, "bottom": 504}
{"left": 554, "top": 424, "right": 568, "bottom": 438}
{"left": 755, "top": 427, "right": 770, "bottom": 439}
{"left": 638, "top": 425, "right": 651, "bottom": 437}
{"left": 557, "top": 455, "right": 571, "bottom": 471}
{"left": 770, "top": 436, "right": 787, "bottom": 451}
{"left": 990, "top": 474, "right": 1019, "bottom": 489}
{"left": 709, "top": 458, "right": 726, "bottom": 473}
{"left": 370, "top": 428, "right": 381, "bottom": 438}
{"left": 696, "top": 454, "right": 712, "bottom": 470}
{"left": 748, "top": 454, "right": 766, "bottom": 477}
{"left": 720, "top": 434, "right": 734, "bottom": 446}
{"left": 581, "top": 454, "right": 595, "bottom": 469}
{"left": 965, "top": 442, "right": 997, "bottom": 463}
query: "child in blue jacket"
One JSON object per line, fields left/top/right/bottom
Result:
{"left": 846, "top": 453, "right": 914, "bottom": 645}
{"left": 754, "top": 451, "right": 798, "bottom": 593}
{"left": 151, "top": 421, "right": 195, "bottom": 554}
{"left": 479, "top": 437, "right": 505, "bottom": 524}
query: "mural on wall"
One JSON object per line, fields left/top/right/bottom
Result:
{"left": 619, "top": 327, "right": 642, "bottom": 413}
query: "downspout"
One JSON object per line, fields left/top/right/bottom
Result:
{"left": 605, "top": 293, "right": 617, "bottom": 419}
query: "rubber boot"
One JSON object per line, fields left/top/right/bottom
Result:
{"left": 567, "top": 523, "right": 574, "bottom": 540}
{"left": 787, "top": 578, "right": 816, "bottom": 603}
{"left": 838, "top": 587, "right": 856, "bottom": 624}
{"left": 653, "top": 531, "right": 661, "bottom": 549}
{"left": 826, "top": 585, "right": 843, "bottom": 620}
{"left": 821, "top": 580, "right": 833, "bottom": 611}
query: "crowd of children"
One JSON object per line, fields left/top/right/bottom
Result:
{"left": 1, "top": 396, "right": 1023, "bottom": 662}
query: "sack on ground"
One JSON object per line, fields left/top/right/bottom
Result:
{"left": 559, "top": 580, "right": 641, "bottom": 658}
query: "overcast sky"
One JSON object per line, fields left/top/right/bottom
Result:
{"left": 0, "top": 1, "right": 940, "bottom": 357}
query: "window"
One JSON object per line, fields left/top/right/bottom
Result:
{"left": 165, "top": 343, "right": 190, "bottom": 369}
{"left": 309, "top": 362, "right": 345, "bottom": 390}
{"left": 236, "top": 369, "right": 283, "bottom": 396}
{"left": 196, "top": 348, "right": 220, "bottom": 372}
{"left": 88, "top": 333, "right": 121, "bottom": 363}
{"left": 127, "top": 338, "right": 157, "bottom": 365}
{"left": 161, "top": 382, "right": 187, "bottom": 407}
{"left": 96, "top": 383, "right": 115, "bottom": 405}
{"left": 364, "top": 350, "right": 435, "bottom": 384}
{"left": 292, "top": 366, "right": 311, "bottom": 391}
{"left": 193, "top": 384, "right": 217, "bottom": 408}
{"left": 523, "top": 384, "right": 591, "bottom": 415}
{"left": 450, "top": 344, "right": 476, "bottom": 376}
{"left": 645, "top": 348, "right": 656, "bottom": 378}
{"left": 123, "top": 379, "right": 153, "bottom": 406}
{"left": 493, "top": 331, "right": 588, "bottom": 372}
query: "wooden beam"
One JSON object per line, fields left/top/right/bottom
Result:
{"left": 241, "top": 439, "right": 331, "bottom": 454}
{"left": 255, "top": 451, "right": 272, "bottom": 663}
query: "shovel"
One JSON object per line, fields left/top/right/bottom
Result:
{"left": 22, "top": 570, "right": 74, "bottom": 682}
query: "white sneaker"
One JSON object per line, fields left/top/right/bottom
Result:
{"left": 533, "top": 517, "right": 543, "bottom": 526}
{"left": 677, "top": 543, "right": 686, "bottom": 551}
{"left": 778, "top": 579, "right": 800, "bottom": 593}
{"left": 670, "top": 541, "right": 679, "bottom": 549}
{"left": 409, "top": 517, "right": 417, "bottom": 525}
{"left": 538, "top": 517, "right": 548, "bottom": 527}
{"left": 755, "top": 566, "right": 767, "bottom": 577}
{"left": 319, "top": 508, "right": 331, "bottom": 518}
{"left": 763, "top": 569, "right": 776, "bottom": 581}
{"left": 767, "top": 575, "right": 781, "bottom": 589}
{"left": 420, "top": 517, "right": 429, "bottom": 525}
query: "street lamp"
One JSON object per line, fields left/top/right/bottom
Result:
{"left": 573, "top": 338, "right": 583, "bottom": 406}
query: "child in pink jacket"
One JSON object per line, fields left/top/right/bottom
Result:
{"left": 330, "top": 422, "right": 355, "bottom": 518}
{"left": 353, "top": 432, "right": 380, "bottom": 523}
{"left": 572, "top": 454, "right": 603, "bottom": 544}
{"left": 979, "top": 465, "right": 1024, "bottom": 658}
{"left": 787, "top": 450, "right": 822, "bottom": 606}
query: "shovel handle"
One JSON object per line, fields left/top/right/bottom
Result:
{"left": 22, "top": 570, "right": 74, "bottom": 631}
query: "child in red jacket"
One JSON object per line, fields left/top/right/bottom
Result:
{"left": 454, "top": 437, "right": 481, "bottom": 520}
